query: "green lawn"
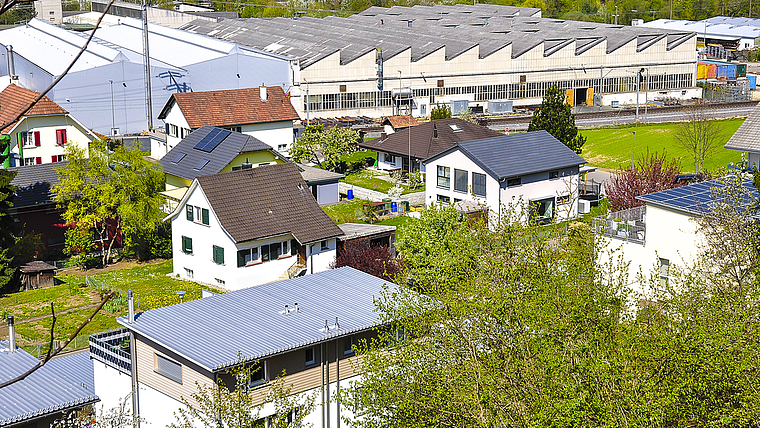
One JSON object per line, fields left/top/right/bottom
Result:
{"left": 322, "top": 199, "right": 414, "bottom": 235}
{"left": 338, "top": 149, "right": 377, "bottom": 165}
{"left": 581, "top": 119, "right": 745, "bottom": 172}
{"left": 343, "top": 169, "right": 425, "bottom": 195}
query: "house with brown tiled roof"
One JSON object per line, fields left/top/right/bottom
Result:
{"left": 360, "top": 118, "right": 502, "bottom": 173}
{"left": 0, "top": 84, "right": 96, "bottom": 168}
{"left": 156, "top": 85, "right": 300, "bottom": 159}
{"left": 163, "top": 162, "right": 343, "bottom": 290}
{"left": 382, "top": 115, "right": 419, "bottom": 135}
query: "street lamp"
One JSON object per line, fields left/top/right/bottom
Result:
{"left": 629, "top": 131, "right": 636, "bottom": 166}
{"left": 109, "top": 80, "right": 115, "bottom": 136}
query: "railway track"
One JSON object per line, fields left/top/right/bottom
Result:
{"left": 477, "top": 100, "right": 759, "bottom": 127}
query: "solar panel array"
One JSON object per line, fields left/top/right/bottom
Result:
{"left": 638, "top": 179, "right": 759, "bottom": 214}
{"left": 193, "top": 128, "right": 231, "bottom": 153}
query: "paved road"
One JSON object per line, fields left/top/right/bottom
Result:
{"left": 491, "top": 105, "right": 755, "bottom": 132}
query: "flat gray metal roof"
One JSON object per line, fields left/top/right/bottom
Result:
{"left": 118, "top": 267, "right": 400, "bottom": 372}
{"left": 338, "top": 223, "right": 396, "bottom": 241}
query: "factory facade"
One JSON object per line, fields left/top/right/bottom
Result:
{"left": 182, "top": 4, "right": 700, "bottom": 119}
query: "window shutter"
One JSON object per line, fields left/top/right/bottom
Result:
{"left": 213, "top": 245, "right": 224, "bottom": 264}
{"left": 35, "top": 157, "right": 41, "bottom": 165}
{"left": 201, "top": 208, "right": 209, "bottom": 225}
{"left": 237, "top": 250, "right": 247, "bottom": 267}
{"left": 51, "top": 155, "right": 58, "bottom": 163}
{"left": 186, "top": 205, "right": 193, "bottom": 221}
{"left": 291, "top": 239, "right": 298, "bottom": 256}
{"left": 34, "top": 132, "right": 41, "bottom": 146}
{"left": 56, "top": 129, "right": 67, "bottom": 145}
{"left": 182, "top": 236, "right": 192, "bottom": 253}
{"left": 165, "top": 124, "right": 170, "bottom": 135}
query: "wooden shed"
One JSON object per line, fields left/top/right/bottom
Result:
{"left": 20, "top": 261, "right": 58, "bottom": 290}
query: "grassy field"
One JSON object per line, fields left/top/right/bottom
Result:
{"left": 343, "top": 169, "right": 425, "bottom": 195}
{"left": 2, "top": 260, "right": 209, "bottom": 353}
{"left": 581, "top": 119, "right": 745, "bottom": 172}
{"left": 322, "top": 199, "right": 412, "bottom": 233}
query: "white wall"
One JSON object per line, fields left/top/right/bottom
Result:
{"left": 599, "top": 204, "right": 701, "bottom": 296}
{"left": 424, "top": 148, "right": 579, "bottom": 223}
{"left": 138, "top": 381, "right": 189, "bottom": 428}
{"left": 161, "top": 104, "right": 192, "bottom": 152}
{"left": 240, "top": 121, "right": 295, "bottom": 153}
{"left": 312, "top": 182, "right": 340, "bottom": 205}
{"left": 307, "top": 239, "right": 336, "bottom": 274}
{"left": 601, "top": 88, "right": 703, "bottom": 108}
{"left": 748, "top": 152, "right": 760, "bottom": 170}
{"left": 92, "top": 360, "right": 134, "bottom": 417}
{"left": 9, "top": 114, "right": 93, "bottom": 166}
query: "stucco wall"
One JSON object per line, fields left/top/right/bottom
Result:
{"left": 9, "top": 114, "right": 93, "bottom": 166}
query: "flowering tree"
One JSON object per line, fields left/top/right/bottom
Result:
{"left": 606, "top": 150, "right": 685, "bottom": 211}
{"left": 331, "top": 239, "right": 399, "bottom": 281}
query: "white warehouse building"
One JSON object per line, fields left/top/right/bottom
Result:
{"left": 181, "top": 3, "right": 700, "bottom": 119}
{"left": 0, "top": 16, "right": 297, "bottom": 136}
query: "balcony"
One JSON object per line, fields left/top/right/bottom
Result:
{"left": 89, "top": 328, "right": 131, "bottom": 374}
{"left": 593, "top": 205, "right": 646, "bottom": 245}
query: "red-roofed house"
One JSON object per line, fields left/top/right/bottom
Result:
{"left": 0, "top": 84, "right": 97, "bottom": 168}
{"left": 156, "top": 85, "right": 300, "bottom": 159}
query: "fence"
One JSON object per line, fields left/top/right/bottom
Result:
{"left": 89, "top": 328, "right": 132, "bottom": 374}
{"left": 593, "top": 205, "right": 646, "bottom": 245}
{"left": 26, "top": 333, "right": 91, "bottom": 358}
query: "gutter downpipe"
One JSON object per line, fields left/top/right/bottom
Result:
{"left": 336, "top": 336, "right": 340, "bottom": 428}
{"left": 321, "top": 343, "right": 325, "bottom": 428}
{"left": 128, "top": 290, "right": 140, "bottom": 428}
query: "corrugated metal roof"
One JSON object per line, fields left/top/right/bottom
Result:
{"left": 427, "top": 130, "right": 586, "bottom": 179}
{"left": 0, "top": 343, "right": 99, "bottom": 427}
{"left": 641, "top": 18, "right": 760, "bottom": 39}
{"left": 118, "top": 267, "right": 399, "bottom": 372}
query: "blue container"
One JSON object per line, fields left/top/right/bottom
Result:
{"left": 749, "top": 74, "right": 757, "bottom": 90}
{"left": 391, "top": 202, "right": 397, "bottom": 212}
{"left": 347, "top": 189, "right": 353, "bottom": 200}
{"left": 703, "top": 60, "right": 737, "bottom": 80}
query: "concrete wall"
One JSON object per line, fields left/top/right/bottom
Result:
{"left": 93, "top": 359, "right": 134, "bottom": 416}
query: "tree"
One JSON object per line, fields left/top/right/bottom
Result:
{"left": 330, "top": 239, "right": 399, "bottom": 280}
{"left": 0, "top": 169, "right": 18, "bottom": 292}
{"left": 54, "top": 140, "right": 167, "bottom": 266}
{"left": 171, "top": 358, "right": 314, "bottom": 428}
{"left": 673, "top": 102, "right": 724, "bottom": 174}
{"left": 430, "top": 103, "right": 451, "bottom": 120}
{"left": 605, "top": 149, "right": 684, "bottom": 211}
{"left": 289, "top": 124, "right": 359, "bottom": 171}
{"left": 528, "top": 85, "right": 586, "bottom": 154}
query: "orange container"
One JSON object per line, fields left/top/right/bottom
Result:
{"left": 706, "top": 63, "right": 717, "bottom": 79}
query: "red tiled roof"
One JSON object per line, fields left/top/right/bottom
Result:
{"left": 0, "top": 85, "right": 68, "bottom": 135}
{"left": 383, "top": 115, "right": 419, "bottom": 129}
{"left": 160, "top": 86, "right": 300, "bottom": 129}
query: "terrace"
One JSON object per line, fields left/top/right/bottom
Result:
{"left": 593, "top": 205, "right": 646, "bottom": 245}
{"left": 89, "top": 328, "right": 131, "bottom": 374}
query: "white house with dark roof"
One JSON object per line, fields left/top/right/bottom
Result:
{"left": 422, "top": 130, "right": 587, "bottom": 224}
{"left": 164, "top": 162, "right": 343, "bottom": 290}
{"left": 594, "top": 177, "right": 759, "bottom": 294}
{"left": 1, "top": 319, "right": 99, "bottom": 428}
{"left": 89, "top": 267, "right": 404, "bottom": 428}
{"left": 725, "top": 102, "right": 760, "bottom": 169}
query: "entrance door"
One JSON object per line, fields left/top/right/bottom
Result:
{"left": 311, "top": 184, "right": 318, "bottom": 202}
{"left": 297, "top": 243, "right": 307, "bottom": 266}
{"left": 574, "top": 88, "right": 588, "bottom": 106}
{"left": 402, "top": 156, "right": 409, "bottom": 173}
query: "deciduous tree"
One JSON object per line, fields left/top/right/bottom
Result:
{"left": 528, "top": 85, "right": 586, "bottom": 154}
{"left": 605, "top": 149, "right": 684, "bottom": 211}
{"left": 290, "top": 124, "right": 359, "bottom": 171}
{"left": 331, "top": 239, "right": 399, "bottom": 280}
{"left": 674, "top": 102, "right": 724, "bottom": 174}
{"left": 430, "top": 103, "right": 451, "bottom": 120}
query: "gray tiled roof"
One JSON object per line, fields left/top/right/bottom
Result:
{"left": 725, "top": 102, "right": 760, "bottom": 153}
{"left": 196, "top": 163, "right": 343, "bottom": 244}
{"left": 160, "top": 126, "right": 279, "bottom": 182}
{"left": 180, "top": 4, "right": 692, "bottom": 67}
{"left": 118, "top": 267, "right": 399, "bottom": 372}
{"left": 426, "top": 130, "right": 586, "bottom": 179}
{"left": 0, "top": 343, "right": 99, "bottom": 427}
{"left": 8, "top": 161, "right": 63, "bottom": 208}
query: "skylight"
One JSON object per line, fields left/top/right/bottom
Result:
{"left": 449, "top": 124, "right": 462, "bottom": 132}
{"left": 170, "top": 152, "right": 186, "bottom": 164}
{"left": 194, "top": 158, "right": 211, "bottom": 171}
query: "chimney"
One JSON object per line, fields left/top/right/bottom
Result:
{"left": 128, "top": 290, "right": 135, "bottom": 323}
{"left": 381, "top": 132, "right": 387, "bottom": 141}
{"left": 7, "top": 316, "right": 15, "bottom": 352}
{"left": 335, "top": 316, "right": 340, "bottom": 330}
{"left": 6, "top": 45, "right": 18, "bottom": 85}
{"left": 433, "top": 124, "right": 438, "bottom": 139}
{"left": 260, "top": 85, "right": 267, "bottom": 103}
{"left": 294, "top": 302, "right": 299, "bottom": 312}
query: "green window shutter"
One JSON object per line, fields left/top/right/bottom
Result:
{"left": 186, "top": 205, "right": 193, "bottom": 221}
{"left": 291, "top": 239, "right": 298, "bottom": 256}
{"left": 202, "top": 208, "right": 210, "bottom": 225}
{"left": 213, "top": 245, "right": 224, "bottom": 264}
{"left": 182, "top": 236, "right": 193, "bottom": 253}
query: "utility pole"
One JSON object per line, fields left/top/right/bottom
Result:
{"left": 109, "top": 80, "right": 115, "bottom": 135}
{"left": 636, "top": 70, "right": 640, "bottom": 122}
{"left": 629, "top": 131, "right": 636, "bottom": 165}
{"left": 142, "top": 0, "right": 153, "bottom": 131}
{"left": 615, "top": 5, "right": 618, "bottom": 25}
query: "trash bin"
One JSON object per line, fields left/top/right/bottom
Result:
{"left": 347, "top": 189, "right": 354, "bottom": 200}
{"left": 391, "top": 202, "right": 398, "bottom": 212}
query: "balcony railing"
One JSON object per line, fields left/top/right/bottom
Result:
{"left": 90, "top": 328, "right": 132, "bottom": 374}
{"left": 593, "top": 205, "right": 646, "bottom": 245}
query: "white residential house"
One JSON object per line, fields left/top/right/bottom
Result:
{"left": 593, "top": 178, "right": 758, "bottom": 295}
{"left": 422, "top": 130, "right": 587, "bottom": 224}
{"left": 164, "top": 162, "right": 343, "bottom": 290}
{"left": 725, "top": 101, "right": 760, "bottom": 169}
{"left": 88, "top": 267, "right": 406, "bottom": 428}
{"left": 156, "top": 86, "right": 300, "bottom": 159}
{"left": 0, "top": 84, "right": 96, "bottom": 168}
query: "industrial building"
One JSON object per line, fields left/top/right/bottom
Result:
{"left": 0, "top": 16, "right": 296, "bottom": 135}
{"left": 181, "top": 4, "right": 700, "bottom": 119}
{"left": 639, "top": 17, "right": 760, "bottom": 57}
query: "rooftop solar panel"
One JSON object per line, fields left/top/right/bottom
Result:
{"left": 639, "top": 178, "right": 759, "bottom": 214}
{"left": 193, "top": 128, "right": 231, "bottom": 153}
